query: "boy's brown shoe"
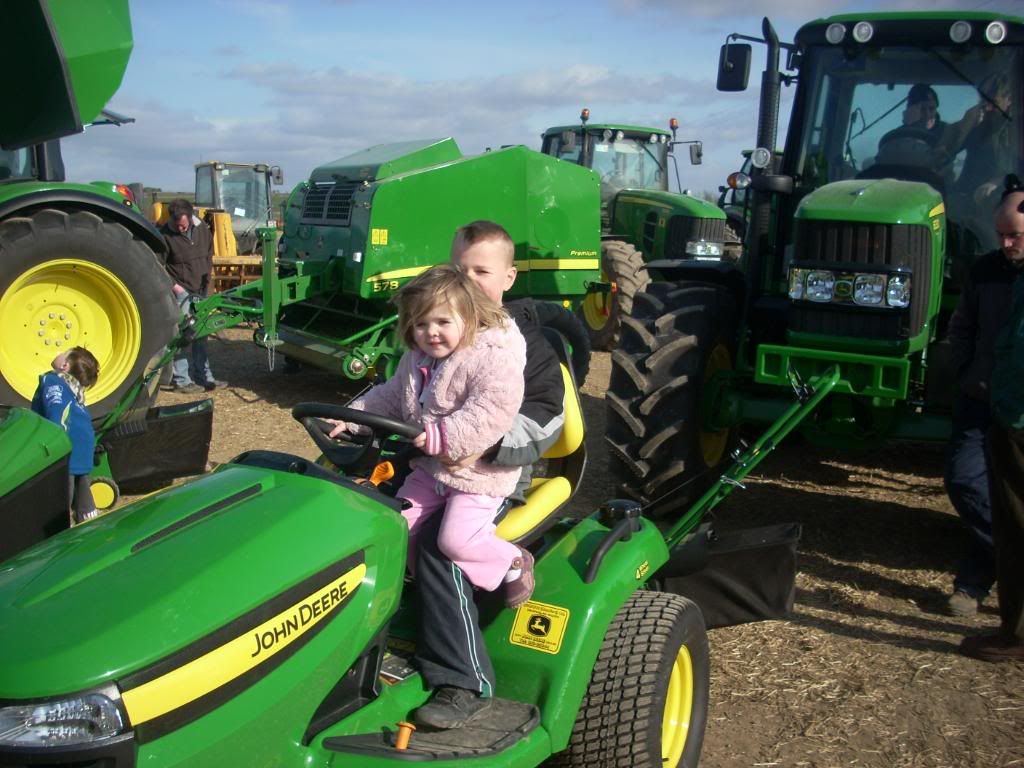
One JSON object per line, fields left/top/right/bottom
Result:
{"left": 413, "top": 686, "right": 491, "bottom": 729}
{"left": 959, "top": 632, "right": 1024, "bottom": 662}
{"left": 505, "top": 546, "right": 535, "bottom": 609}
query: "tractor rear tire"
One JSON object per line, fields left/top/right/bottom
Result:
{"left": 535, "top": 300, "right": 591, "bottom": 385}
{"left": 0, "top": 209, "right": 178, "bottom": 419}
{"left": 578, "top": 240, "right": 650, "bottom": 351}
{"left": 605, "top": 281, "right": 736, "bottom": 518}
{"left": 552, "top": 591, "right": 709, "bottom": 768}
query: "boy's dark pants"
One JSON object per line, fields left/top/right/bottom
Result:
{"left": 987, "top": 423, "right": 1024, "bottom": 641}
{"left": 944, "top": 395, "right": 996, "bottom": 598}
{"left": 413, "top": 513, "right": 497, "bottom": 697}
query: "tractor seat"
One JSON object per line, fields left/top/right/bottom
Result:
{"left": 495, "top": 329, "right": 586, "bottom": 545}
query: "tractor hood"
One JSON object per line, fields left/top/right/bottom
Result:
{"left": 3, "top": 0, "right": 134, "bottom": 149}
{"left": 0, "top": 463, "right": 408, "bottom": 699}
{"left": 308, "top": 138, "right": 463, "bottom": 184}
{"left": 794, "top": 179, "right": 943, "bottom": 227}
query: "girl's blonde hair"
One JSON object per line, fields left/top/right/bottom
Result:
{"left": 396, "top": 264, "right": 508, "bottom": 350}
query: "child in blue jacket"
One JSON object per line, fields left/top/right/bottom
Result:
{"left": 31, "top": 347, "right": 100, "bottom": 525}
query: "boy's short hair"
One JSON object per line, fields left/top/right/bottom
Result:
{"left": 907, "top": 83, "right": 939, "bottom": 108}
{"left": 168, "top": 198, "right": 194, "bottom": 220}
{"left": 396, "top": 264, "right": 507, "bottom": 350}
{"left": 66, "top": 347, "right": 100, "bottom": 389}
{"left": 451, "top": 220, "right": 515, "bottom": 266}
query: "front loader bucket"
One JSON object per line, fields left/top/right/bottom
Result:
{"left": 1, "top": 0, "right": 133, "bottom": 149}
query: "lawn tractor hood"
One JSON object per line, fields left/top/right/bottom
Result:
{"left": 3, "top": 0, "right": 134, "bottom": 149}
{"left": 786, "top": 178, "right": 945, "bottom": 352}
{"left": 0, "top": 462, "right": 408, "bottom": 705}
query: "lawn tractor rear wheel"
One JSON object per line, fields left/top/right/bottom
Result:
{"left": 552, "top": 591, "right": 709, "bottom": 768}
{"left": 0, "top": 209, "right": 177, "bottom": 419}
{"left": 578, "top": 240, "right": 650, "bottom": 351}
{"left": 605, "top": 281, "right": 736, "bottom": 518}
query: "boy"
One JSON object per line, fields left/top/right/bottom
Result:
{"left": 410, "top": 221, "right": 564, "bottom": 729}
{"left": 31, "top": 347, "right": 100, "bottom": 525}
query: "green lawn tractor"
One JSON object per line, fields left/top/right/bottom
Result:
{"left": 234, "top": 138, "right": 599, "bottom": 384}
{"left": 540, "top": 111, "right": 730, "bottom": 349}
{"left": 0, "top": 333, "right": 714, "bottom": 768}
{"left": 606, "top": 11, "right": 1024, "bottom": 516}
{"left": 1, "top": 0, "right": 178, "bottom": 420}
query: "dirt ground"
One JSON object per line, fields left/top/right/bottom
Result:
{"left": 150, "top": 327, "right": 1024, "bottom": 768}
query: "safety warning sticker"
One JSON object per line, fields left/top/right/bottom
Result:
{"left": 509, "top": 600, "right": 570, "bottom": 655}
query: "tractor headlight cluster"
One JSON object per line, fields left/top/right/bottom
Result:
{"left": 686, "top": 239, "right": 725, "bottom": 259}
{"left": 0, "top": 688, "right": 127, "bottom": 747}
{"left": 788, "top": 267, "right": 911, "bottom": 309}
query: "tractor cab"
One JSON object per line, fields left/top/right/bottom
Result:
{"left": 193, "top": 161, "right": 283, "bottom": 254}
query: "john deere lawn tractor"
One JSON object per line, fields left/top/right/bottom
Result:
{"left": 606, "top": 11, "right": 1024, "bottom": 516}
{"left": 228, "top": 138, "right": 599, "bottom": 384}
{"left": 541, "top": 111, "right": 729, "bottom": 349}
{"left": 0, "top": 331, "right": 712, "bottom": 768}
{"left": 0, "top": 0, "right": 178, "bottom": 419}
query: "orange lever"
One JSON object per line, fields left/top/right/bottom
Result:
{"left": 395, "top": 721, "right": 416, "bottom": 750}
{"left": 368, "top": 461, "right": 396, "bottom": 487}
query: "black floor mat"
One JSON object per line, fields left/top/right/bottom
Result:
{"left": 322, "top": 697, "right": 539, "bottom": 761}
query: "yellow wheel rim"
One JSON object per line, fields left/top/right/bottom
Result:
{"left": 581, "top": 267, "right": 613, "bottom": 331}
{"left": 699, "top": 343, "right": 732, "bottom": 468}
{"left": 90, "top": 478, "right": 119, "bottom": 510}
{"left": 661, "top": 643, "right": 694, "bottom": 766}
{"left": 0, "top": 259, "right": 142, "bottom": 404}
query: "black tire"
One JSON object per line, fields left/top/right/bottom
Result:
{"left": 578, "top": 240, "right": 650, "bottom": 351}
{"left": 0, "top": 209, "right": 177, "bottom": 419}
{"left": 552, "top": 591, "right": 709, "bottom": 768}
{"left": 534, "top": 300, "right": 592, "bottom": 385}
{"left": 605, "top": 281, "right": 737, "bottom": 518}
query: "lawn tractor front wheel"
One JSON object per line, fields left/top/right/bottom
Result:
{"left": 0, "top": 210, "right": 177, "bottom": 419}
{"left": 578, "top": 240, "right": 650, "bottom": 351}
{"left": 553, "top": 591, "right": 709, "bottom": 768}
{"left": 605, "top": 281, "right": 737, "bottom": 518}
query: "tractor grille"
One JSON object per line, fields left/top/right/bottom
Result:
{"left": 300, "top": 180, "right": 362, "bottom": 225}
{"left": 665, "top": 215, "right": 726, "bottom": 258}
{"left": 790, "top": 220, "right": 932, "bottom": 339}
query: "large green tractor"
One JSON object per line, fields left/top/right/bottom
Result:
{"left": 0, "top": 0, "right": 178, "bottom": 419}
{"left": 0, "top": 332, "right": 713, "bottom": 767}
{"left": 541, "top": 111, "right": 730, "bottom": 349}
{"left": 249, "top": 139, "right": 600, "bottom": 383}
{"left": 606, "top": 11, "right": 1024, "bottom": 516}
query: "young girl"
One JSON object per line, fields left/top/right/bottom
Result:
{"left": 329, "top": 264, "right": 533, "bottom": 607}
{"left": 31, "top": 347, "right": 100, "bottom": 525}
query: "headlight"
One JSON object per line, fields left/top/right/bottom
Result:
{"left": 686, "top": 240, "right": 724, "bottom": 258}
{"left": 805, "top": 270, "right": 835, "bottom": 302}
{"left": 0, "top": 689, "right": 126, "bottom": 747}
{"left": 887, "top": 274, "right": 911, "bottom": 308}
{"left": 853, "top": 274, "right": 885, "bottom": 306}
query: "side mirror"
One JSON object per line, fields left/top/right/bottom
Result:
{"left": 717, "top": 43, "right": 751, "bottom": 92}
{"left": 271, "top": 165, "right": 284, "bottom": 186}
{"left": 561, "top": 130, "right": 577, "bottom": 152}
{"left": 689, "top": 142, "right": 703, "bottom": 165}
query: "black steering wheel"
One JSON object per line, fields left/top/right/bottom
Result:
{"left": 878, "top": 125, "right": 939, "bottom": 150}
{"left": 291, "top": 402, "right": 422, "bottom": 474}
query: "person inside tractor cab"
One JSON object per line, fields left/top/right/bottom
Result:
{"left": 902, "top": 84, "right": 947, "bottom": 141}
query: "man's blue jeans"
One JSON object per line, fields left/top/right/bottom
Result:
{"left": 171, "top": 291, "right": 213, "bottom": 387}
{"left": 944, "top": 394, "right": 996, "bottom": 598}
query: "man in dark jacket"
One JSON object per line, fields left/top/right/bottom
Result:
{"left": 960, "top": 189, "right": 1024, "bottom": 662}
{"left": 943, "top": 184, "right": 1022, "bottom": 615}
{"left": 160, "top": 199, "right": 225, "bottom": 393}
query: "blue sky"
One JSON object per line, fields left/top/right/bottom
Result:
{"left": 62, "top": 0, "right": 1024, "bottom": 198}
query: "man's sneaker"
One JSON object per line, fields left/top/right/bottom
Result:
{"left": 505, "top": 546, "right": 535, "bottom": 609}
{"left": 163, "top": 382, "right": 204, "bottom": 394}
{"left": 203, "top": 379, "right": 228, "bottom": 391}
{"left": 948, "top": 589, "right": 982, "bottom": 617}
{"left": 959, "top": 632, "right": 1024, "bottom": 662}
{"left": 413, "top": 686, "right": 491, "bottom": 729}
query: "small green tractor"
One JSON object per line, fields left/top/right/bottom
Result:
{"left": 541, "top": 111, "right": 730, "bottom": 349}
{"left": 606, "top": 10, "right": 1024, "bottom": 515}
{"left": 0, "top": 0, "right": 177, "bottom": 420}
